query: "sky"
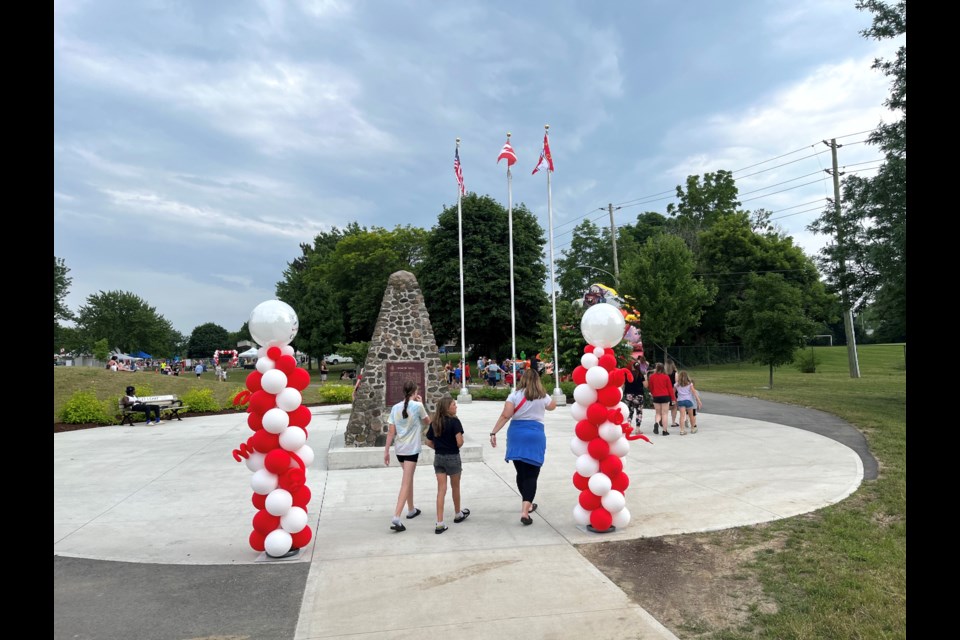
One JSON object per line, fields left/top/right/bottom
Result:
{"left": 54, "top": 0, "right": 903, "bottom": 338}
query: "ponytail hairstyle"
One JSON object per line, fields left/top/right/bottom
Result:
{"left": 654, "top": 362, "right": 665, "bottom": 374}
{"left": 431, "top": 395, "right": 455, "bottom": 438}
{"left": 401, "top": 381, "right": 418, "bottom": 419}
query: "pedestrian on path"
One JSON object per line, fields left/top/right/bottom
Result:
{"left": 647, "top": 362, "right": 676, "bottom": 436}
{"left": 425, "top": 396, "right": 470, "bottom": 534}
{"left": 623, "top": 358, "right": 648, "bottom": 431}
{"left": 674, "top": 370, "right": 703, "bottom": 435}
{"left": 384, "top": 381, "right": 430, "bottom": 532}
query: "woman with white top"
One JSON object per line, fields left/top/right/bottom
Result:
{"left": 384, "top": 380, "right": 430, "bottom": 532}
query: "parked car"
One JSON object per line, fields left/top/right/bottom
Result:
{"left": 323, "top": 354, "right": 354, "bottom": 365}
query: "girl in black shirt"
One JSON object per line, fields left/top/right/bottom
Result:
{"left": 425, "top": 396, "right": 470, "bottom": 533}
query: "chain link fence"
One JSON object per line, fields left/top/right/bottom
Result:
{"left": 644, "top": 343, "right": 747, "bottom": 370}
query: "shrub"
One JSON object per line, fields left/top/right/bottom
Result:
{"left": 466, "top": 386, "right": 511, "bottom": 401}
{"left": 181, "top": 388, "right": 220, "bottom": 412}
{"left": 317, "top": 384, "right": 354, "bottom": 404}
{"left": 794, "top": 348, "right": 821, "bottom": 373}
{"left": 60, "top": 391, "right": 116, "bottom": 425}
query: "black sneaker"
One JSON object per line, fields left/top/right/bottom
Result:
{"left": 661, "top": 430, "right": 670, "bottom": 436}
{"left": 653, "top": 423, "right": 660, "bottom": 435}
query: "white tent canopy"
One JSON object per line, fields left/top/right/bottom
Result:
{"left": 238, "top": 347, "right": 258, "bottom": 358}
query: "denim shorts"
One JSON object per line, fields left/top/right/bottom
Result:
{"left": 677, "top": 399, "right": 696, "bottom": 409}
{"left": 434, "top": 453, "right": 462, "bottom": 476}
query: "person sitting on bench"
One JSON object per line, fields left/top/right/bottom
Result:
{"left": 121, "top": 385, "right": 162, "bottom": 425}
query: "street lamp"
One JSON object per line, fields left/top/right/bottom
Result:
{"left": 575, "top": 264, "right": 619, "bottom": 288}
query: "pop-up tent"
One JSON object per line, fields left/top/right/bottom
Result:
{"left": 238, "top": 347, "right": 258, "bottom": 358}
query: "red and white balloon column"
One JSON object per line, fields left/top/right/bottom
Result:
{"left": 569, "top": 303, "right": 650, "bottom": 533}
{"left": 231, "top": 300, "right": 314, "bottom": 558}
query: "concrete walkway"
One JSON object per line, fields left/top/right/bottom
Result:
{"left": 54, "top": 394, "right": 868, "bottom": 640}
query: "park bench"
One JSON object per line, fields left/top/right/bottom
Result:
{"left": 119, "top": 395, "right": 190, "bottom": 426}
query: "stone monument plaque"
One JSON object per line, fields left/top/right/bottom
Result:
{"left": 385, "top": 361, "right": 426, "bottom": 407}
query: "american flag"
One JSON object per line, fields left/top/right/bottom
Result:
{"left": 454, "top": 147, "right": 465, "bottom": 195}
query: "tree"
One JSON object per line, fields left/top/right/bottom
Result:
{"left": 55, "top": 256, "right": 73, "bottom": 324}
{"left": 187, "top": 323, "right": 231, "bottom": 359}
{"left": 666, "top": 170, "right": 742, "bottom": 251}
{"left": 420, "top": 193, "right": 548, "bottom": 357}
{"left": 555, "top": 219, "right": 616, "bottom": 301}
{"left": 619, "top": 235, "right": 715, "bottom": 360}
{"left": 727, "top": 273, "right": 820, "bottom": 388}
{"left": 73, "top": 290, "right": 179, "bottom": 356}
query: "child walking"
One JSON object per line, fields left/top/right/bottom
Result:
{"left": 425, "top": 396, "right": 470, "bottom": 533}
{"left": 384, "top": 381, "right": 430, "bottom": 532}
{"left": 674, "top": 370, "right": 703, "bottom": 435}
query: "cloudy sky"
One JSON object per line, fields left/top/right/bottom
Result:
{"left": 54, "top": 0, "right": 901, "bottom": 337}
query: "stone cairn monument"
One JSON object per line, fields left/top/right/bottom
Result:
{"left": 345, "top": 270, "right": 446, "bottom": 447}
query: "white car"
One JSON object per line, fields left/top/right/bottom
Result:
{"left": 324, "top": 354, "right": 353, "bottom": 365}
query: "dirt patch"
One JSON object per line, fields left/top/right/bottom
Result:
{"left": 577, "top": 527, "right": 783, "bottom": 638}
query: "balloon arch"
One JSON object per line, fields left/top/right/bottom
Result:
{"left": 214, "top": 350, "right": 239, "bottom": 367}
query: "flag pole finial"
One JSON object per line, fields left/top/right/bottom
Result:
{"left": 545, "top": 124, "right": 549, "bottom": 131}
{"left": 506, "top": 132, "right": 511, "bottom": 139}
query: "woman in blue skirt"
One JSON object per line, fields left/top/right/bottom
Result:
{"left": 489, "top": 367, "right": 557, "bottom": 525}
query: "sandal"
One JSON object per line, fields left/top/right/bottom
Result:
{"left": 529, "top": 503, "right": 538, "bottom": 514}
{"left": 454, "top": 508, "right": 471, "bottom": 523}
{"left": 680, "top": 430, "right": 687, "bottom": 435}
{"left": 405, "top": 508, "right": 422, "bottom": 519}
{"left": 435, "top": 524, "right": 448, "bottom": 534}
{"left": 520, "top": 516, "right": 533, "bottom": 526}
{"left": 692, "top": 425, "right": 698, "bottom": 433}
{"left": 390, "top": 522, "right": 406, "bottom": 532}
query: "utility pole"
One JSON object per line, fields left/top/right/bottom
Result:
{"left": 600, "top": 203, "right": 622, "bottom": 285}
{"left": 824, "top": 139, "right": 861, "bottom": 378}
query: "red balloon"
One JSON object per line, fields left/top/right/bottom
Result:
{"left": 279, "top": 467, "right": 306, "bottom": 493}
{"left": 587, "top": 437, "right": 610, "bottom": 460}
{"left": 277, "top": 354, "right": 298, "bottom": 374}
{"left": 251, "top": 429, "right": 280, "bottom": 453}
{"left": 291, "top": 527, "right": 312, "bottom": 549}
{"left": 247, "top": 412, "right": 263, "bottom": 432}
{"left": 582, "top": 345, "right": 594, "bottom": 354}
{"left": 572, "top": 366, "right": 587, "bottom": 385}
{"left": 586, "top": 403, "right": 608, "bottom": 425}
{"left": 608, "top": 369, "right": 625, "bottom": 388}
{"left": 288, "top": 405, "right": 312, "bottom": 428}
{"left": 579, "top": 489, "right": 602, "bottom": 511}
{"left": 252, "top": 492, "right": 267, "bottom": 510}
{"left": 292, "top": 485, "right": 312, "bottom": 508}
{"left": 572, "top": 472, "right": 590, "bottom": 491}
{"left": 287, "top": 367, "right": 311, "bottom": 391}
{"left": 249, "top": 529, "right": 266, "bottom": 552}
{"left": 598, "top": 354, "right": 617, "bottom": 371}
{"left": 249, "top": 389, "right": 277, "bottom": 415}
{"left": 575, "top": 420, "right": 598, "bottom": 441}
{"left": 246, "top": 370, "right": 263, "bottom": 393}
{"left": 590, "top": 507, "right": 613, "bottom": 531}
{"left": 264, "top": 449, "right": 292, "bottom": 474}
{"left": 253, "top": 509, "right": 281, "bottom": 534}
{"left": 611, "top": 471, "right": 630, "bottom": 493}
{"left": 596, "top": 386, "right": 621, "bottom": 407}
{"left": 607, "top": 408, "right": 625, "bottom": 424}
{"left": 267, "top": 346, "right": 282, "bottom": 361}
{"left": 600, "top": 455, "right": 623, "bottom": 478}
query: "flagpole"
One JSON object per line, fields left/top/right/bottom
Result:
{"left": 456, "top": 138, "right": 471, "bottom": 403}
{"left": 544, "top": 125, "right": 565, "bottom": 405}
{"left": 507, "top": 132, "right": 517, "bottom": 390}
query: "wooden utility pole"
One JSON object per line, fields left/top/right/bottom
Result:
{"left": 601, "top": 203, "right": 622, "bottom": 284}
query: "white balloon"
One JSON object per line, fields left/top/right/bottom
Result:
{"left": 601, "top": 490, "right": 626, "bottom": 513}
{"left": 617, "top": 402, "right": 630, "bottom": 419}
{"left": 581, "top": 303, "right": 626, "bottom": 348}
{"left": 280, "top": 506, "right": 308, "bottom": 533}
{"left": 598, "top": 422, "right": 623, "bottom": 442}
{"left": 576, "top": 453, "right": 600, "bottom": 477}
{"left": 580, "top": 353, "right": 599, "bottom": 369}
{"left": 612, "top": 506, "right": 631, "bottom": 528}
{"left": 276, "top": 387, "right": 302, "bottom": 412}
{"left": 258, "top": 346, "right": 269, "bottom": 358}
{"left": 294, "top": 444, "right": 315, "bottom": 467}
{"left": 586, "top": 366, "right": 610, "bottom": 390}
{"left": 280, "top": 425, "right": 307, "bottom": 451}
{"left": 248, "top": 300, "right": 299, "bottom": 347}
{"left": 256, "top": 357, "right": 276, "bottom": 374}
{"left": 281, "top": 345, "right": 295, "bottom": 357}
{"left": 593, "top": 346, "right": 606, "bottom": 357}
{"left": 251, "top": 469, "right": 278, "bottom": 495}
{"left": 261, "top": 369, "right": 289, "bottom": 394}
{"left": 265, "top": 488, "right": 293, "bottom": 516}
{"left": 570, "top": 402, "right": 587, "bottom": 422}
{"left": 588, "top": 472, "right": 613, "bottom": 497}
{"left": 264, "top": 528, "right": 293, "bottom": 557}
{"left": 262, "top": 408, "right": 290, "bottom": 434}
{"left": 573, "top": 504, "right": 592, "bottom": 526}
{"left": 573, "top": 384, "right": 598, "bottom": 406}
{"left": 570, "top": 436, "right": 588, "bottom": 457}
{"left": 244, "top": 451, "right": 266, "bottom": 472}
{"left": 610, "top": 436, "right": 631, "bottom": 457}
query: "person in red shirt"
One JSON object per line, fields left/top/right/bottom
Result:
{"left": 646, "top": 362, "right": 677, "bottom": 436}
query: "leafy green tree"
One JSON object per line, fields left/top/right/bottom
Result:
{"left": 292, "top": 278, "right": 343, "bottom": 366}
{"left": 620, "top": 211, "right": 669, "bottom": 252}
{"left": 666, "top": 170, "right": 741, "bottom": 249}
{"left": 333, "top": 341, "right": 369, "bottom": 367}
{"left": 727, "top": 273, "right": 820, "bottom": 388}
{"left": 619, "top": 234, "right": 715, "bottom": 360}
{"left": 55, "top": 256, "right": 73, "bottom": 323}
{"left": 555, "top": 219, "right": 617, "bottom": 301}
{"left": 535, "top": 298, "right": 587, "bottom": 378}
{"left": 73, "top": 290, "right": 178, "bottom": 356}
{"left": 187, "top": 323, "right": 231, "bottom": 359}
{"left": 92, "top": 338, "right": 110, "bottom": 362}
{"left": 420, "top": 193, "right": 548, "bottom": 357}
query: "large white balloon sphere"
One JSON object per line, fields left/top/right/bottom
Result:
{"left": 585, "top": 366, "right": 610, "bottom": 390}
{"left": 256, "top": 357, "right": 276, "bottom": 374}
{"left": 294, "top": 444, "right": 315, "bottom": 467}
{"left": 575, "top": 453, "right": 600, "bottom": 477}
{"left": 262, "top": 408, "right": 290, "bottom": 434}
{"left": 588, "top": 472, "right": 613, "bottom": 496}
{"left": 573, "top": 384, "right": 598, "bottom": 406}
{"left": 601, "top": 490, "right": 626, "bottom": 513}
{"left": 573, "top": 504, "right": 592, "bottom": 526}
{"left": 264, "top": 529, "right": 293, "bottom": 557}
{"left": 580, "top": 353, "right": 599, "bottom": 369}
{"left": 280, "top": 425, "right": 307, "bottom": 451}
{"left": 570, "top": 402, "right": 587, "bottom": 422}
{"left": 261, "top": 369, "right": 288, "bottom": 394}
{"left": 251, "top": 469, "right": 278, "bottom": 495}
{"left": 265, "top": 488, "right": 293, "bottom": 516}
{"left": 276, "top": 387, "right": 302, "bottom": 412}
{"left": 570, "top": 436, "right": 588, "bottom": 456}
{"left": 244, "top": 451, "right": 266, "bottom": 472}
{"left": 280, "top": 506, "right": 309, "bottom": 533}
{"left": 581, "top": 303, "right": 626, "bottom": 349}
{"left": 612, "top": 506, "right": 631, "bottom": 528}
{"left": 610, "top": 436, "right": 631, "bottom": 457}
{"left": 598, "top": 422, "right": 623, "bottom": 442}
{"left": 249, "top": 300, "right": 299, "bottom": 347}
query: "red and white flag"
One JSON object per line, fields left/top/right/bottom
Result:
{"left": 497, "top": 139, "right": 517, "bottom": 166}
{"left": 532, "top": 133, "right": 554, "bottom": 174}
{"left": 454, "top": 147, "right": 465, "bottom": 195}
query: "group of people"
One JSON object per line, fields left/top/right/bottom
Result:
{"left": 623, "top": 356, "right": 703, "bottom": 436}
{"left": 443, "top": 354, "right": 546, "bottom": 389}
{"left": 384, "top": 367, "right": 556, "bottom": 533}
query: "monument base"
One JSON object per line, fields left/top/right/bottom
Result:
{"left": 327, "top": 433, "right": 484, "bottom": 470}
